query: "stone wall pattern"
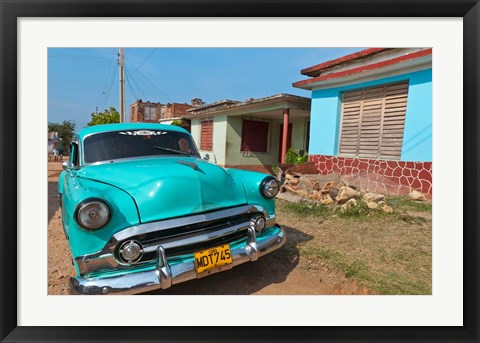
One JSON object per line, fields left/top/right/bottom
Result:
{"left": 309, "top": 154, "right": 432, "bottom": 196}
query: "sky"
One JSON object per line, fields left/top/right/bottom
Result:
{"left": 48, "top": 47, "right": 364, "bottom": 130}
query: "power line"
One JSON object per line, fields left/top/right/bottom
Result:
{"left": 124, "top": 66, "right": 138, "bottom": 100}
{"left": 110, "top": 86, "right": 120, "bottom": 108}
{"left": 96, "top": 50, "right": 118, "bottom": 108}
{"left": 70, "top": 48, "right": 117, "bottom": 55}
{"left": 125, "top": 66, "right": 146, "bottom": 100}
{"left": 50, "top": 55, "right": 114, "bottom": 64}
{"left": 49, "top": 53, "right": 113, "bottom": 63}
{"left": 101, "top": 65, "right": 117, "bottom": 110}
{"left": 131, "top": 48, "right": 158, "bottom": 74}
{"left": 50, "top": 52, "right": 113, "bottom": 61}
{"left": 101, "top": 64, "right": 119, "bottom": 111}
{"left": 125, "top": 58, "right": 173, "bottom": 103}
{"left": 111, "top": 80, "right": 119, "bottom": 109}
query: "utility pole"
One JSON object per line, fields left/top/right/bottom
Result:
{"left": 118, "top": 48, "right": 126, "bottom": 123}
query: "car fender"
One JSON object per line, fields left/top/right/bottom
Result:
{"left": 61, "top": 176, "right": 140, "bottom": 259}
{"left": 225, "top": 168, "right": 275, "bottom": 215}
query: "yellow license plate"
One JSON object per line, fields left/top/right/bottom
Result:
{"left": 194, "top": 244, "right": 233, "bottom": 273}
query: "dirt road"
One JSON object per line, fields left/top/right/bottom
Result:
{"left": 48, "top": 162, "right": 371, "bottom": 295}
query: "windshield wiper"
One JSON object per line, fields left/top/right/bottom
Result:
{"left": 152, "top": 146, "right": 191, "bottom": 156}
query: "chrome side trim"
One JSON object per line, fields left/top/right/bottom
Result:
{"left": 68, "top": 225, "right": 286, "bottom": 295}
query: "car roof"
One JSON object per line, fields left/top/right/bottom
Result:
{"left": 76, "top": 123, "right": 190, "bottom": 141}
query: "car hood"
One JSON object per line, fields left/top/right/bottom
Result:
{"left": 76, "top": 157, "right": 247, "bottom": 223}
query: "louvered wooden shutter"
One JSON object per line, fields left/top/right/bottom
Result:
{"left": 200, "top": 119, "right": 213, "bottom": 151}
{"left": 241, "top": 119, "right": 269, "bottom": 152}
{"left": 339, "top": 82, "right": 408, "bottom": 160}
{"left": 380, "top": 82, "right": 409, "bottom": 159}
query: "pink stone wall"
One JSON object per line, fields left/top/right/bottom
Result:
{"left": 309, "top": 155, "right": 432, "bottom": 197}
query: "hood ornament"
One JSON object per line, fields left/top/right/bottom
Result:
{"left": 176, "top": 160, "right": 199, "bottom": 170}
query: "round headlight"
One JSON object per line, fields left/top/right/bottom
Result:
{"left": 260, "top": 177, "right": 280, "bottom": 199}
{"left": 76, "top": 200, "right": 110, "bottom": 230}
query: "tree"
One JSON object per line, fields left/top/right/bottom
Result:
{"left": 87, "top": 107, "right": 120, "bottom": 126}
{"left": 48, "top": 120, "right": 76, "bottom": 152}
{"left": 170, "top": 119, "right": 183, "bottom": 127}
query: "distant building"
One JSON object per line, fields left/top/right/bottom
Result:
{"left": 129, "top": 99, "right": 196, "bottom": 132}
{"left": 129, "top": 99, "right": 193, "bottom": 122}
{"left": 48, "top": 131, "right": 58, "bottom": 152}
{"left": 47, "top": 131, "right": 63, "bottom": 154}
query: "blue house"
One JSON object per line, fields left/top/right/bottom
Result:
{"left": 293, "top": 48, "right": 432, "bottom": 196}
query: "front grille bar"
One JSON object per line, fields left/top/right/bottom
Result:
{"left": 75, "top": 204, "right": 271, "bottom": 276}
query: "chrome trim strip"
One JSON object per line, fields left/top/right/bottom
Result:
{"left": 141, "top": 221, "right": 249, "bottom": 254}
{"left": 113, "top": 204, "right": 265, "bottom": 242}
{"left": 68, "top": 225, "right": 286, "bottom": 295}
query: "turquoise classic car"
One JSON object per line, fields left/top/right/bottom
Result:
{"left": 59, "top": 123, "right": 286, "bottom": 295}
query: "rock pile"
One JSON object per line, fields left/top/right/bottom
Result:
{"left": 278, "top": 169, "right": 428, "bottom": 213}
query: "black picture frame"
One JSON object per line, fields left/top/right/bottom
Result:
{"left": 1, "top": 1, "right": 478, "bottom": 342}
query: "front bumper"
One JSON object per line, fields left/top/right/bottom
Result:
{"left": 69, "top": 225, "right": 285, "bottom": 295}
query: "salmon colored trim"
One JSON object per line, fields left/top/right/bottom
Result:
{"left": 301, "top": 48, "right": 389, "bottom": 76}
{"left": 294, "top": 49, "right": 432, "bottom": 88}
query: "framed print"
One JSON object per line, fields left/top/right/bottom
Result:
{"left": 1, "top": 0, "right": 479, "bottom": 342}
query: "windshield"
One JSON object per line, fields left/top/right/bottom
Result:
{"left": 83, "top": 129, "right": 200, "bottom": 164}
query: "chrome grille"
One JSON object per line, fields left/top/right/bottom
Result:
{"left": 114, "top": 212, "right": 256, "bottom": 262}
{"left": 75, "top": 204, "right": 271, "bottom": 277}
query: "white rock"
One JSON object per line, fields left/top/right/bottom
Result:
{"left": 363, "top": 192, "right": 385, "bottom": 203}
{"left": 409, "top": 190, "right": 428, "bottom": 201}
{"left": 341, "top": 198, "right": 358, "bottom": 212}
{"left": 336, "top": 186, "right": 361, "bottom": 204}
{"left": 320, "top": 193, "right": 334, "bottom": 206}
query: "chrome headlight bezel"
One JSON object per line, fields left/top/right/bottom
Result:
{"left": 260, "top": 177, "right": 281, "bottom": 199}
{"left": 75, "top": 198, "right": 111, "bottom": 230}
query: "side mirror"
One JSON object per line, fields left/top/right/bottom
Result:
{"left": 62, "top": 161, "right": 74, "bottom": 171}
{"left": 203, "top": 153, "right": 210, "bottom": 161}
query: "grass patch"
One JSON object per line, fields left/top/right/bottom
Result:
{"left": 276, "top": 196, "right": 432, "bottom": 295}
{"left": 386, "top": 196, "right": 432, "bottom": 212}
{"left": 278, "top": 196, "right": 431, "bottom": 223}
{"left": 299, "top": 244, "right": 431, "bottom": 295}
{"left": 396, "top": 213, "right": 429, "bottom": 225}
{"left": 277, "top": 198, "right": 395, "bottom": 222}
{"left": 277, "top": 200, "right": 332, "bottom": 217}
{"left": 300, "top": 246, "right": 367, "bottom": 279}
{"left": 336, "top": 200, "right": 389, "bottom": 220}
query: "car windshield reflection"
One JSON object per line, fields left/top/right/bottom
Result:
{"left": 83, "top": 129, "right": 200, "bottom": 164}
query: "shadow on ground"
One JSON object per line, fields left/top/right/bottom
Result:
{"left": 142, "top": 225, "right": 313, "bottom": 295}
